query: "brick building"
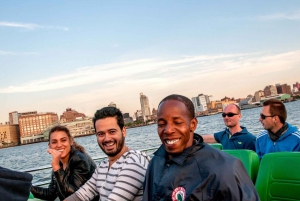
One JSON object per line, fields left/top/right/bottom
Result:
{"left": 60, "top": 108, "right": 86, "bottom": 123}
{"left": 19, "top": 111, "right": 58, "bottom": 144}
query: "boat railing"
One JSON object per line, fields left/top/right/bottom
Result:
{"left": 22, "top": 146, "right": 159, "bottom": 187}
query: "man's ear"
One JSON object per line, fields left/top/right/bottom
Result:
{"left": 190, "top": 118, "right": 198, "bottom": 132}
{"left": 122, "top": 126, "right": 127, "bottom": 137}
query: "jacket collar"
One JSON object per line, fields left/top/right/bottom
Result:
{"left": 154, "top": 133, "right": 204, "bottom": 165}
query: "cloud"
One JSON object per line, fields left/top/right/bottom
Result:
{"left": 0, "top": 21, "right": 69, "bottom": 31}
{"left": 0, "top": 50, "right": 299, "bottom": 94}
{"left": 258, "top": 10, "right": 300, "bottom": 21}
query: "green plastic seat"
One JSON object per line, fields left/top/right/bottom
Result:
{"left": 255, "top": 152, "right": 300, "bottom": 201}
{"left": 208, "top": 143, "right": 222, "bottom": 150}
{"left": 223, "top": 149, "right": 259, "bottom": 183}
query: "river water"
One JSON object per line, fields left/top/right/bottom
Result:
{"left": 1, "top": 101, "right": 299, "bottom": 184}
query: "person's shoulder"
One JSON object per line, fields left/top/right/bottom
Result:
{"left": 194, "top": 144, "right": 238, "bottom": 166}
{"left": 214, "top": 129, "right": 226, "bottom": 135}
{"left": 123, "top": 149, "right": 150, "bottom": 165}
{"left": 71, "top": 150, "right": 94, "bottom": 165}
{"left": 256, "top": 130, "right": 268, "bottom": 139}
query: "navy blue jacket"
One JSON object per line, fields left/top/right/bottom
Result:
{"left": 142, "top": 134, "right": 259, "bottom": 201}
{"left": 214, "top": 126, "right": 256, "bottom": 151}
{"left": 0, "top": 166, "right": 32, "bottom": 201}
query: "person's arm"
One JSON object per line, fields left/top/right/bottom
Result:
{"left": 31, "top": 173, "right": 58, "bottom": 200}
{"left": 202, "top": 134, "right": 218, "bottom": 143}
{"left": 54, "top": 153, "right": 97, "bottom": 199}
{"left": 64, "top": 166, "right": 99, "bottom": 201}
{"left": 255, "top": 138, "right": 262, "bottom": 160}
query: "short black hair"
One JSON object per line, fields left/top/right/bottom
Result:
{"left": 93, "top": 107, "right": 124, "bottom": 130}
{"left": 263, "top": 99, "right": 287, "bottom": 124}
{"left": 158, "top": 94, "right": 195, "bottom": 119}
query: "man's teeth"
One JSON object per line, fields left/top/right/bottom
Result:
{"left": 105, "top": 142, "right": 115, "bottom": 146}
{"left": 166, "top": 139, "right": 179, "bottom": 145}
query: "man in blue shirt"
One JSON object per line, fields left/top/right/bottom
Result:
{"left": 202, "top": 104, "right": 256, "bottom": 151}
{"left": 256, "top": 99, "right": 300, "bottom": 160}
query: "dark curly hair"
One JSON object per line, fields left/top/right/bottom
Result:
{"left": 93, "top": 107, "right": 124, "bottom": 130}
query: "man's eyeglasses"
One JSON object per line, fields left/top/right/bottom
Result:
{"left": 222, "top": 113, "right": 238, "bottom": 118}
{"left": 260, "top": 113, "right": 274, "bottom": 120}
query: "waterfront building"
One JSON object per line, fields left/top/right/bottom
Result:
{"left": 260, "top": 94, "right": 291, "bottom": 103}
{"left": 0, "top": 124, "right": 20, "bottom": 147}
{"left": 9, "top": 111, "right": 19, "bottom": 125}
{"left": 43, "top": 119, "right": 94, "bottom": 140}
{"left": 264, "top": 85, "right": 277, "bottom": 97}
{"left": 140, "top": 93, "right": 151, "bottom": 121}
{"left": 108, "top": 102, "right": 117, "bottom": 108}
{"left": 19, "top": 111, "right": 58, "bottom": 144}
{"left": 192, "top": 94, "right": 208, "bottom": 113}
{"left": 239, "top": 95, "right": 258, "bottom": 109}
{"left": 207, "top": 101, "right": 223, "bottom": 113}
{"left": 134, "top": 110, "right": 143, "bottom": 121}
{"left": 123, "top": 113, "right": 130, "bottom": 118}
{"left": 253, "top": 90, "right": 265, "bottom": 102}
{"left": 220, "top": 96, "right": 237, "bottom": 109}
{"left": 60, "top": 108, "right": 86, "bottom": 123}
{"left": 275, "top": 84, "right": 292, "bottom": 95}
{"left": 293, "top": 82, "right": 300, "bottom": 90}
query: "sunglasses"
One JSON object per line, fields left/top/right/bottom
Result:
{"left": 260, "top": 113, "right": 274, "bottom": 120}
{"left": 222, "top": 113, "right": 238, "bottom": 118}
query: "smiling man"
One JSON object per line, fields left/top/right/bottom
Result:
{"left": 142, "top": 94, "right": 259, "bottom": 201}
{"left": 201, "top": 104, "right": 256, "bottom": 151}
{"left": 256, "top": 99, "right": 300, "bottom": 160}
{"left": 65, "top": 107, "right": 150, "bottom": 201}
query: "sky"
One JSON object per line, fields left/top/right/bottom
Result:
{"left": 1, "top": 1, "right": 300, "bottom": 123}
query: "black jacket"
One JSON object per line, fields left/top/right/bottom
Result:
{"left": 143, "top": 134, "right": 260, "bottom": 201}
{"left": 0, "top": 166, "right": 33, "bottom": 201}
{"left": 31, "top": 148, "right": 97, "bottom": 201}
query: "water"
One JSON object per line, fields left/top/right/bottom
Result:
{"left": 1, "top": 101, "right": 300, "bottom": 184}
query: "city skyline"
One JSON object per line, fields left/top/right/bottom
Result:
{"left": 1, "top": 1, "right": 300, "bottom": 123}
{"left": 1, "top": 81, "right": 298, "bottom": 124}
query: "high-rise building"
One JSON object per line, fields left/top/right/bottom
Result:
{"left": 60, "top": 108, "right": 86, "bottom": 123}
{"left": 19, "top": 111, "right": 58, "bottom": 144}
{"left": 140, "top": 93, "right": 151, "bottom": 121}
{"left": 192, "top": 94, "right": 208, "bottom": 112}
{"left": 9, "top": 111, "right": 19, "bottom": 124}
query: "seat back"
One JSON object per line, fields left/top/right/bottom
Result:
{"left": 209, "top": 143, "right": 222, "bottom": 150}
{"left": 223, "top": 149, "right": 259, "bottom": 183}
{"left": 255, "top": 152, "right": 300, "bottom": 201}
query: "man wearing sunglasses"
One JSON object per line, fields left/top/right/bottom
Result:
{"left": 256, "top": 99, "right": 300, "bottom": 160}
{"left": 202, "top": 104, "right": 256, "bottom": 151}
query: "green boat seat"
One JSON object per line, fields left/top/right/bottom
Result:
{"left": 208, "top": 143, "right": 222, "bottom": 150}
{"left": 255, "top": 152, "right": 300, "bottom": 201}
{"left": 223, "top": 149, "right": 259, "bottom": 183}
